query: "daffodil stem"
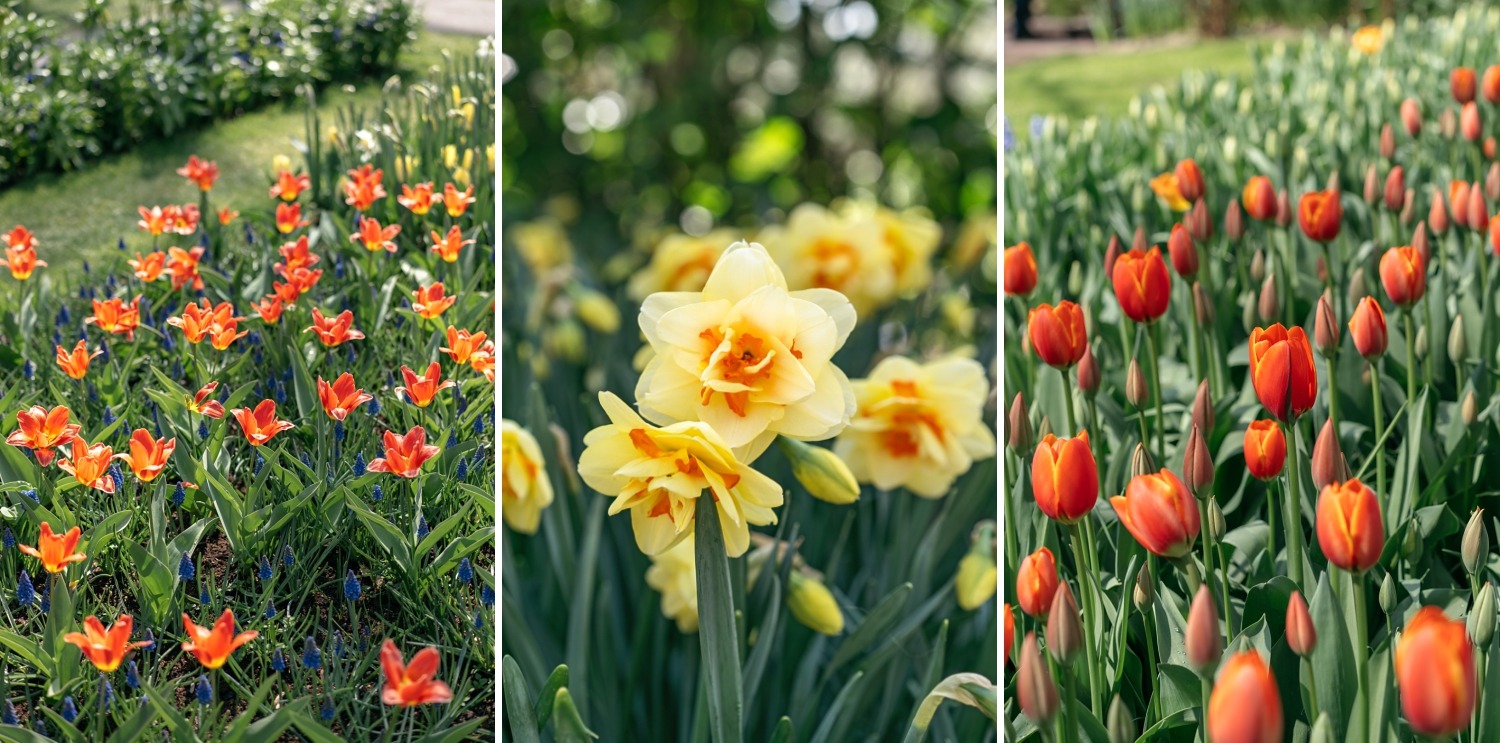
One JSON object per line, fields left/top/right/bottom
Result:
{"left": 1069, "top": 525, "right": 1103, "bottom": 715}
{"left": 1146, "top": 323, "right": 1166, "bottom": 463}
{"left": 1372, "top": 357, "right": 1386, "bottom": 506}
{"left": 1352, "top": 572, "right": 1370, "bottom": 743}
{"left": 1284, "top": 421, "right": 1305, "bottom": 590}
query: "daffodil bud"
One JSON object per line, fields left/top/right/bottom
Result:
{"left": 1183, "top": 425, "right": 1214, "bottom": 500}
{"left": 1258, "top": 273, "right": 1279, "bottom": 322}
{"left": 1186, "top": 584, "right": 1222, "bottom": 674}
{"left": 1107, "top": 695, "right": 1136, "bottom": 743}
{"left": 1469, "top": 582, "right": 1496, "bottom": 647}
{"left": 1380, "top": 573, "right": 1396, "bottom": 613}
{"left": 544, "top": 320, "right": 588, "bottom": 364}
{"left": 1133, "top": 564, "right": 1155, "bottom": 609}
{"left": 573, "top": 289, "right": 621, "bottom": 334}
{"left": 1046, "top": 583, "right": 1083, "bottom": 665}
{"left": 956, "top": 522, "right": 997, "bottom": 611}
{"left": 1464, "top": 389, "right": 1479, "bottom": 427}
{"left": 1463, "top": 508, "right": 1489, "bottom": 576}
{"left": 1450, "top": 315, "right": 1468, "bottom": 365}
{"left": 1007, "top": 393, "right": 1033, "bottom": 455}
{"left": 1126, "top": 359, "right": 1148, "bottom": 409}
{"left": 787, "top": 571, "right": 843, "bottom": 635}
{"left": 1131, "top": 443, "right": 1155, "bottom": 479}
{"left": 779, "top": 438, "right": 860, "bottom": 505}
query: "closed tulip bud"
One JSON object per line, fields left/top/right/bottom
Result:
{"left": 1416, "top": 324, "right": 1428, "bottom": 357}
{"left": 1189, "top": 198, "right": 1214, "bottom": 242}
{"left": 1384, "top": 166, "right": 1406, "bottom": 211}
{"left": 1311, "top": 418, "right": 1349, "bottom": 490}
{"left": 1003, "top": 603, "right": 1014, "bottom": 666}
{"left": 1363, "top": 163, "right": 1380, "bottom": 204}
{"left": 1486, "top": 66, "right": 1500, "bottom": 103}
{"left": 1033, "top": 432, "right": 1099, "bottom": 524}
{"left": 1401, "top": 189, "right": 1416, "bottom": 224}
{"left": 1361, "top": 363, "right": 1372, "bottom": 387}
{"left": 1440, "top": 107, "right": 1457, "bottom": 139}
{"left": 1286, "top": 590, "right": 1317, "bottom": 657}
{"left": 1183, "top": 425, "right": 1214, "bottom": 500}
{"left": 1469, "top": 183, "right": 1490, "bottom": 231}
{"left": 1107, "top": 695, "right": 1136, "bottom": 743}
{"left": 1007, "top": 393, "right": 1033, "bottom": 455}
{"left": 1403, "top": 518, "right": 1423, "bottom": 560}
{"left": 1491, "top": 215, "right": 1500, "bottom": 256}
{"left": 787, "top": 571, "right": 843, "bottom": 635}
{"left": 1037, "top": 416, "right": 1052, "bottom": 441}
{"left": 1316, "top": 478, "right": 1385, "bottom": 574}
{"left": 1127, "top": 359, "right": 1148, "bottom": 408}
{"left": 1489, "top": 164, "right": 1500, "bottom": 202}
{"left": 1206, "top": 652, "right": 1285, "bottom": 743}
{"left": 1309, "top": 713, "right": 1334, "bottom": 743}
{"left": 1316, "top": 255, "right": 1327, "bottom": 283}
{"left": 1327, "top": 171, "right": 1341, "bottom": 192}
{"left": 1045, "top": 582, "right": 1083, "bottom": 664}
{"left": 1471, "top": 582, "right": 1497, "bottom": 647}
{"left": 1208, "top": 496, "right": 1225, "bottom": 541}
{"left": 1488, "top": 137, "right": 1498, "bottom": 160}
{"left": 1397, "top": 607, "right": 1477, "bottom": 738}
{"left": 1464, "top": 389, "right": 1479, "bottom": 427}
{"left": 1225, "top": 199, "right": 1245, "bottom": 239}
{"left": 1068, "top": 260, "right": 1084, "bottom": 295}
{"left": 1241, "top": 292, "right": 1256, "bottom": 334}
{"left": 1401, "top": 97, "right": 1423, "bottom": 136}
{"left": 1347, "top": 265, "right": 1369, "bottom": 305}
{"left": 1250, "top": 250, "right": 1266, "bottom": 282}
{"left": 1463, "top": 508, "right": 1489, "bottom": 576}
{"left": 1016, "top": 547, "right": 1060, "bottom": 618}
{"left": 1379, "top": 245, "right": 1426, "bottom": 307}
{"left": 1454, "top": 66, "right": 1479, "bottom": 103}
{"left": 1299, "top": 189, "right": 1343, "bottom": 242}
{"left": 1413, "top": 222, "right": 1431, "bottom": 266}
{"left": 1193, "top": 282, "right": 1214, "bottom": 326}
{"left": 1168, "top": 224, "right": 1198, "bottom": 278}
{"left": 1431, "top": 189, "right": 1450, "bottom": 234}
{"left": 1130, "top": 443, "right": 1155, "bottom": 479}
{"left": 1257, "top": 273, "right": 1279, "bottom": 322}
{"left": 1380, "top": 123, "right": 1396, "bottom": 159}
{"left": 1348, "top": 296, "right": 1388, "bottom": 358}
{"left": 1244, "top": 420, "right": 1287, "bottom": 480}
{"left": 1243, "top": 175, "right": 1276, "bottom": 221}
{"left": 1186, "top": 584, "right": 1222, "bottom": 673}
{"left": 1132, "top": 226, "right": 1148, "bottom": 254}
{"left": 1380, "top": 573, "right": 1396, "bottom": 613}
{"left": 1105, "top": 234, "right": 1122, "bottom": 277}
{"left": 1451, "top": 180, "right": 1472, "bottom": 228}
{"left": 1028, "top": 301, "right": 1088, "bottom": 368}
{"left": 1463, "top": 102, "right": 1483, "bottom": 142}
{"left": 1113, "top": 469, "right": 1200, "bottom": 558}
{"left": 1314, "top": 294, "right": 1340, "bottom": 355}
{"left": 1017, "top": 633, "right": 1060, "bottom": 724}
{"left": 1077, "top": 345, "right": 1101, "bottom": 397}
{"left": 1133, "top": 563, "right": 1155, "bottom": 609}
{"left": 1002, "top": 243, "right": 1038, "bottom": 297}
{"left": 1275, "top": 188, "right": 1291, "bottom": 226}
{"left": 1191, "top": 379, "right": 1214, "bottom": 434}
{"left": 1176, "top": 159, "right": 1205, "bottom": 203}
{"left": 780, "top": 438, "right": 861, "bottom": 505}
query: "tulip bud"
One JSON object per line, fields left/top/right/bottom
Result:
{"left": 1403, "top": 519, "right": 1422, "bottom": 560}
{"left": 1440, "top": 107, "right": 1457, "bottom": 138}
{"left": 1208, "top": 496, "right": 1225, "bottom": 541}
{"left": 1464, "top": 102, "right": 1483, "bottom": 142}
{"left": 1068, "top": 260, "right": 1084, "bottom": 296}
{"left": 1130, "top": 443, "right": 1155, "bottom": 479}
{"left": 1464, "top": 388, "right": 1479, "bottom": 427}
{"left": 1107, "top": 695, "right": 1136, "bottom": 743}
{"left": 1275, "top": 188, "right": 1291, "bottom": 226}
{"left": 1311, "top": 418, "right": 1348, "bottom": 490}
{"left": 1077, "top": 346, "right": 1100, "bottom": 398}
{"left": 1401, "top": 189, "right": 1416, "bottom": 225}
{"left": 1380, "top": 572, "right": 1396, "bottom": 613}
{"left": 1315, "top": 294, "right": 1340, "bottom": 355}
{"left": 1463, "top": 508, "right": 1489, "bottom": 577}
{"left": 1046, "top": 583, "right": 1083, "bottom": 664}
{"left": 1225, "top": 199, "right": 1245, "bottom": 240}
{"left": 1183, "top": 425, "right": 1214, "bottom": 500}
{"left": 1258, "top": 273, "right": 1279, "bottom": 322}
{"left": 1413, "top": 222, "right": 1431, "bottom": 266}
{"left": 1287, "top": 590, "right": 1317, "bottom": 657}
{"left": 1037, "top": 416, "right": 1053, "bottom": 441}
{"left": 1017, "top": 633, "right": 1060, "bottom": 724}
{"left": 1363, "top": 163, "right": 1380, "bottom": 204}
{"left": 1416, "top": 324, "right": 1428, "bottom": 358}
{"left": 1471, "top": 582, "right": 1497, "bottom": 647}
{"left": 1431, "top": 189, "right": 1450, "bottom": 234}
{"left": 1380, "top": 123, "right": 1396, "bottom": 159}
{"left": 1401, "top": 98, "right": 1423, "bottom": 137}
{"left": 1189, "top": 198, "right": 1213, "bottom": 242}
{"left": 1316, "top": 255, "right": 1327, "bottom": 283}
{"left": 1326, "top": 171, "right": 1341, "bottom": 192}
{"left": 1385, "top": 165, "right": 1406, "bottom": 212}
{"left": 1132, "top": 226, "right": 1147, "bottom": 254}
{"left": 1452, "top": 181, "right": 1472, "bottom": 229}
{"left": 780, "top": 438, "right": 861, "bottom": 505}
{"left": 1446, "top": 315, "right": 1468, "bottom": 367}
{"left": 1105, "top": 234, "right": 1122, "bottom": 278}
{"left": 1186, "top": 584, "right": 1223, "bottom": 673}
{"left": 1488, "top": 137, "right": 1498, "bottom": 160}
{"left": 1191, "top": 379, "right": 1214, "bottom": 434}
{"left": 1168, "top": 224, "right": 1198, "bottom": 278}
{"left": 1133, "top": 564, "right": 1155, "bottom": 609}
{"left": 1471, "top": 182, "right": 1490, "bottom": 229}
{"left": 1310, "top": 713, "right": 1335, "bottom": 743}
{"left": 1346, "top": 266, "right": 1369, "bottom": 306}
{"left": 1489, "top": 163, "right": 1500, "bottom": 201}
{"left": 787, "top": 570, "right": 844, "bottom": 635}
{"left": 1007, "top": 394, "right": 1033, "bottom": 455}
{"left": 1250, "top": 250, "right": 1266, "bottom": 282}
{"left": 1126, "top": 359, "right": 1148, "bottom": 409}
{"left": 1242, "top": 291, "right": 1256, "bottom": 334}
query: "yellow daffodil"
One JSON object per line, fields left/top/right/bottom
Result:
{"left": 501, "top": 420, "right": 554, "bottom": 534}
{"left": 627, "top": 229, "right": 739, "bottom": 300}
{"left": 511, "top": 219, "right": 573, "bottom": 273}
{"left": 635, "top": 240, "right": 855, "bottom": 460}
{"left": 761, "top": 203, "right": 895, "bottom": 314}
{"left": 645, "top": 535, "right": 698, "bottom": 633}
{"left": 577, "top": 391, "right": 782, "bottom": 558}
{"left": 847, "top": 202, "right": 941, "bottom": 297}
{"left": 834, "top": 355, "right": 996, "bottom": 498}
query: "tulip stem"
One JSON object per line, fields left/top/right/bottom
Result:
{"left": 1143, "top": 557, "right": 1161, "bottom": 723}
{"left": 1372, "top": 358, "right": 1387, "bottom": 506}
{"left": 1352, "top": 572, "right": 1371, "bottom": 743}
{"left": 1302, "top": 656, "right": 1320, "bottom": 720}
{"left": 1404, "top": 310, "right": 1418, "bottom": 411}
{"left": 1199, "top": 675, "right": 1212, "bottom": 743}
{"left": 1059, "top": 366, "right": 1078, "bottom": 435}
{"left": 1063, "top": 661, "right": 1080, "bottom": 743}
{"left": 1146, "top": 323, "right": 1166, "bottom": 463}
{"left": 1069, "top": 524, "right": 1103, "bottom": 715}
{"left": 1325, "top": 351, "right": 1340, "bottom": 445}
{"left": 1265, "top": 479, "right": 1279, "bottom": 576}
{"left": 1284, "top": 421, "right": 1306, "bottom": 590}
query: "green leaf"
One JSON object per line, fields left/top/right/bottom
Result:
{"left": 533, "top": 665, "right": 569, "bottom": 729}
{"left": 226, "top": 676, "right": 283, "bottom": 741}
{"left": 768, "top": 717, "right": 793, "bottom": 743}
{"left": 0, "top": 629, "right": 52, "bottom": 676}
{"left": 420, "top": 719, "right": 487, "bottom": 743}
{"left": 695, "top": 496, "right": 744, "bottom": 743}
{"left": 553, "top": 688, "right": 599, "bottom": 742}
{"left": 1309, "top": 572, "right": 1357, "bottom": 742}
{"left": 807, "top": 671, "right": 864, "bottom": 743}
{"left": 502, "top": 656, "right": 541, "bottom": 743}
{"left": 824, "top": 582, "right": 913, "bottom": 677}
{"left": 346, "top": 494, "right": 414, "bottom": 574}
{"left": 104, "top": 698, "right": 158, "bottom": 743}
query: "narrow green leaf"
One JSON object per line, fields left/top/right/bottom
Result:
{"left": 695, "top": 496, "right": 744, "bottom": 743}
{"left": 1309, "top": 572, "right": 1357, "bottom": 742}
{"left": 533, "top": 665, "right": 570, "bottom": 729}
{"left": 553, "top": 688, "right": 600, "bottom": 742}
{"left": 825, "top": 582, "right": 913, "bottom": 677}
{"left": 502, "top": 656, "right": 541, "bottom": 743}
{"left": 768, "top": 717, "right": 793, "bottom": 743}
{"left": 807, "top": 670, "right": 864, "bottom": 743}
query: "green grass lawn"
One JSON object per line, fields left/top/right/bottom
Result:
{"left": 0, "top": 31, "right": 481, "bottom": 269}
{"left": 1005, "top": 37, "right": 1261, "bottom": 127}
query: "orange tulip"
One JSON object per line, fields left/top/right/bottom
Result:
{"left": 352, "top": 216, "right": 401, "bottom": 253}
{"left": 1111, "top": 469, "right": 1200, "bottom": 558}
{"left": 166, "top": 246, "right": 205, "bottom": 291}
{"left": 63, "top": 614, "right": 153, "bottom": 672}
{"left": 1026, "top": 301, "right": 1087, "bottom": 368}
{"left": 397, "top": 182, "right": 435, "bottom": 216}
{"left": 1167, "top": 223, "right": 1198, "bottom": 278}
{"left": 1003, "top": 243, "right": 1038, "bottom": 297}
{"left": 1150, "top": 172, "right": 1190, "bottom": 211}
{"left": 270, "top": 169, "right": 310, "bottom": 202}
{"left": 1315, "top": 478, "right": 1384, "bottom": 574}
{"left": 1243, "top": 176, "right": 1276, "bottom": 221}
{"left": 274, "top": 202, "right": 309, "bottom": 234}
{"left": 1248, "top": 324, "right": 1317, "bottom": 421}
{"left": 1348, "top": 296, "right": 1387, "bottom": 358}
{"left": 442, "top": 183, "right": 475, "bottom": 218}
{"left": 284, "top": 266, "right": 323, "bottom": 296}
{"left": 2, "top": 243, "right": 45, "bottom": 281}
{"left": 344, "top": 165, "right": 387, "bottom": 211}
{"left": 1484, "top": 66, "right": 1500, "bottom": 104}
{"left": 1450, "top": 180, "right": 1471, "bottom": 228}
{"left": 470, "top": 343, "right": 496, "bottom": 382}
{"left": 251, "top": 296, "right": 284, "bottom": 325}
{"left": 272, "top": 280, "right": 302, "bottom": 305}
{"left": 317, "top": 373, "right": 374, "bottom": 421}
{"left": 368, "top": 426, "right": 441, "bottom": 479}
{"left": 396, "top": 362, "right": 456, "bottom": 408}
{"left": 6, "top": 405, "right": 80, "bottom": 466}
{"left": 1453, "top": 66, "right": 1478, "bottom": 104}
{"left": 1244, "top": 420, "right": 1286, "bottom": 480}
{"left": 380, "top": 639, "right": 454, "bottom": 707}
{"left": 1015, "top": 547, "right": 1059, "bottom": 618}
{"left": 441, "top": 326, "right": 489, "bottom": 365}
{"left": 430, "top": 226, "right": 474, "bottom": 263}
{"left": 230, "top": 400, "right": 295, "bottom": 446}
{"left": 114, "top": 429, "right": 176, "bottom": 483}
{"left": 181, "top": 609, "right": 258, "bottom": 669}
{"left": 1378, "top": 245, "right": 1426, "bottom": 307}
{"left": 274, "top": 235, "right": 320, "bottom": 277}
{"left": 129, "top": 251, "right": 166, "bottom": 282}
{"left": 1396, "top": 606, "right": 1477, "bottom": 738}
{"left": 1174, "top": 159, "right": 1205, "bottom": 203}
{"left": 412, "top": 283, "right": 457, "bottom": 320}
{"left": 188, "top": 382, "right": 224, "bottom": 419}
{"left": 168, "top": 299, "right": 246, "bottom": 349}
{"left": 1030, "top": 432, "right": 1097, "bottom": 524}
{"left": 58, "top": 438, "right": 117, "bottom": 493}
{"left": 55, "top": 340, "right": 101, "bottom": 380}
{"left": 177, "top": 155, "right": 218, "bottom": 192}
{"left": 4, "top": 226, "right": 35, "bottom": 250}
{"left": 18, "top": 522, "right": 86, "bottom": 574}
{"left": 137, "top": 206, "right": 170, "bottom": 236}
{"left": 85, "top": 296, "right": 141, "bottom": 340}
{"left": 1003, "top": 603, "right": 1014, "bottom": 667}
{"left": 1111, "top": 247, "right": 1171, "bottom": 323}
{"left": 1206, "top": 651, "right": 1284, "bottom": 743}
{"left": 1298, "top": 189, "right": 1342, "bottom": 242}
{"left": 217, "top": 207, "right": 238, "bottom": 225}
{"left": 304, "top": 308, "right": 365, "bottom": 347}
{"left": 1490, "top": 215, "right": 1500, "bottom": 256}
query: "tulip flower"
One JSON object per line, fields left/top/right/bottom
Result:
{"left": 250, "top": 296, "right": 284, "bottom": 325}
{"left": 114, "top": 429, "right": 176, "bottom": 483}
{"left": 1149, "top": 172, "right": 1189, "bottom": 211}
{"left": 1168, "top": 224, "right": 1198, "bottom": 278}
{"left": 58, "top": 438, "right": 117, "bottom": 493}
{"left": 1378, "top": 246, "right": 1426, "bottom": 308}
{"left": 442, "top": 183, "right": 475, "bottom": 218}
{"left": 1030, "top": 432, "right": 1097, "bottom": 524}
{"left": 380, "top": 640, "right": 455, "bottom": 706}
{"left": 187, "top": 382, "right": 225, "bottom": 419}
{"left": 1248, "top": 324, "right": 1317, "bottom": 421}
{"left": 1298, "top": 189, "right": 1342, "bottom": 242}
{"left": 352, "top": 216, "right": 401, "bottom": 253}
{"left": 270, "top": 169, "right": 310, "bottom": 201}
{"left": 18, "top": 522, "right": 86, "bottom": 574}
{"left": 2, "top": 242, "right": 45, "bottom": 281}
{"left": 137, "top": 206, "right": 170, "bottom": 236}
{"left": 1348, "top": 296, "right": 1388, "bottom": 358}
{"left": 430, "top": 226, "right": 474, "bottom": 263}
{"left": 128, "top": 251, "right": 165, "bottom": 283}
{"left": 274, "top": 203, "right": 309, "bottom": 234}
{"left": 181, "top": 610, "right": 258, "bottom": 669}
{"left": 368, "top": 426, "right": 441, "bottom": 479}
{"left": 1454, "top": 66, "right": 1478, "bottom": 104}
{"left": 3, "top": 226, "right": 35, "bottom": 250}
{"left": 397, "top": 182, "right": 435, "bottom": 215}
{"left": 1286, "top": 591, "right": 1316, "bottom": 657}
{"left": 1463, "top": 102, "right": 1483, "bottom": 141}
{"left": 1243, "top": 176, "right": 1276, "bottom": 221}
{"left": 176, "top": 155, "right": 218, "bottom": 192}
{"left": 470, "top": 344, "right": 496, "bottom": 382}
{"left": 1111, "top": 247, "right": 1172, "bottom": 323}
{"left": 274, "top": 235, "right": 320, "bottom": 276}
{"left": 63, "top": 614, "right": 153, "bottom": 672}
{"left": 344, "top": 164, "right": 387, "bottom": 211}
{"left": 441, "top": 326, "right": 489, "bottom": 365}
{"left": 1112, "top": 469, "right": 1200, "bottom": 559}
{"left": 230, "top": 400, "right": 295, "bottom": 446}
{"left": 1003, "top": 243, "right": 1037, "bottom": 297}
{"left": 1175, "top": 159, "right": 1205, "bottom": 203}
{"left": 1027, "top": 301, "right": 1087, "bottom": 367}
{"left": 317, "top": 373, "right": 374, "bottom": 421}
{"left": 54, "top": 340, "right": 101, "bottom": 380}
{"left": 1244, "top": 420, "right": 1286, "bottom": 480}
{"left": 304, "top": 308, "right": 365, "bottom": 347}
{"left": 412, "top": 282, "right": 457, "bottom": 319}
{"left": 1397, "top": 606, "right": 1477, "bottom": 738}
{"left": 7, "top": 405, "right": 80, "bottom": 467}
{"left": 1206, "top": 652, "right": 1284, "bottom": 743}
{"left": 217, "top": 207, "right": 238, "bottom": 225}
{"left": 396, "top": 362, "right": 456, "bottom": 408}
{"left": 1316, "top": 479, "right": 1384, "bottom": 574}
{"left": 168, "top": 300, "right": 245, "bottom": 348}
{"left": 165, "top": 246, "right": 205, "bottom": 291}
{"left": 1186, "top": 584, "right": 1222, "bottom": 672}
{"left": 1015, "top": 547, "right": 1060, "bottom": 618}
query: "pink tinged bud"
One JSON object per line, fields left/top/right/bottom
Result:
{"left": 1183, "top": 425, "right": 1215, "bottom": 500}
{"left": 1258, "top": 273, "right": 1279, "bottom": 323}
{"left": 1488, "top": 163, "right": 1500, "bottom": 201}
{"left": 1401, "top": 189, "right": 1415, "bottom": 225}
{"left": 1132, "top": 226, "right": 1148, "bottom": 254}
{"left": 1192, "top": 379, "right": 1214, "bottom": 434}
{"left": 1315, "top": 294, "right": 1340, "bottom": 355}
{"left": 1440, "top": 107, "right": 1457, "bottom": 139}
{"left": 1431, "top": 189, "right": 1451, "bottom": 234}
{"left": 1463, "top": 102, "right": 1483, "bottom": 142}
{"left": 1105, "top": 234, "right": 1122, "bottom": 278}
{"left": 1186, "top": 584, "right": 1223, "bottom": 673}
{"left": 1189, "top": 198, "right": 1214, "bottom": 242}
{"left": 1275, "top": 188, "right": 1291, "bottom": 226}
{"left": 1007, "top": 393, "right": 1033, "bottom": 454}
{"left": 1126, "top": 359, "right": 1149, "bottom": 409}
{"left": 1017, "top": 633, "right": 1060, "bottom": 724}
{"left": 1384, "top": 166, "right": 1406, "bottom": 212}
{"left": 1311, "top": 417, "right": 1350, "bottom": 491}
{"left": 1401, "top": 97, "right": 1423, "bottom": 137}
{"left": 1380, "top": 123, "right": 1396, "bottom": 159}
{"left": 1045, "top": 583, "right": 1084, "bottom": 665}
{"left": 1286, "top": 590, "right": 1318, "bottom": 657}
{"left": 1452, "top": 181, "right": 1471, "bottom": 228}
{"left": 1413, "top": 222, "right": 1431, "bottom": 267}
{"left": 1363, "top": 163, "right": 1380, "bottom": 204}
{"left": 1224, "top": 200, "right": 1245, "bottom": 240}
{"left": 1077, "top": 345, "right": 1101, "bottom": 395}
{"left": 1169, "top": 224, "right": 1199, "bottom": 278}
{"left": 1469, "top": 182, "right": 1489, "bottom": 231}
{"left": 1194, "top": 282, "right": 1214, "bottom": 326}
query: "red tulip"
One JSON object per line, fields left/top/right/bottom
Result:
{"left": 1027, "top": 301, "right": 1087, "bottom": 368}
{"left": 1454, "top": 67, "right": 1478, "bottom": 104}
{"left": 1348, "top": 296, "right": 1388, "bottom": 358}
{"left": 1243, "top": 420, "right": 1286, "bottom": 480}
{"left": 1207, "top": 651, "right": 1285, "bottom": 743}
{"left": 1298, "top": 189, "right": 1342, "bottom": 242}
{"left": 1111, "top": 469, "right": 1200, "bottom": 559}
{"left": 1243, "top": 176, "right": 1276, "bottom": 221}
{"left": 1396, "top": 607, "right": 1476, "bottom": 738}
{"left": 1175, "top": 159, "right": 1205, "bottom": 203}
{"left": 1168, "top": 224, "right": 1198, "bottom": 278}
{"left": 1378, "top": 245, "right": 1426, "bottom": 307}
{"left": 1315, "top": 478, "right": 1384, "bottom": 574}
{"left": 1015, "top": 547, "right": 1060, "bottom": 618}
{"left": 1248, "top": 324, "right": 1317, "bottom": 421}
{"left": 1111, "top": 247, "right": 1172, "bottom": 323}
{"left": 1004, "top": 243, "right": 1038, "bottom": 297}
{"left": 1031, "top": 432, "right": 1098, "bottom": 524}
